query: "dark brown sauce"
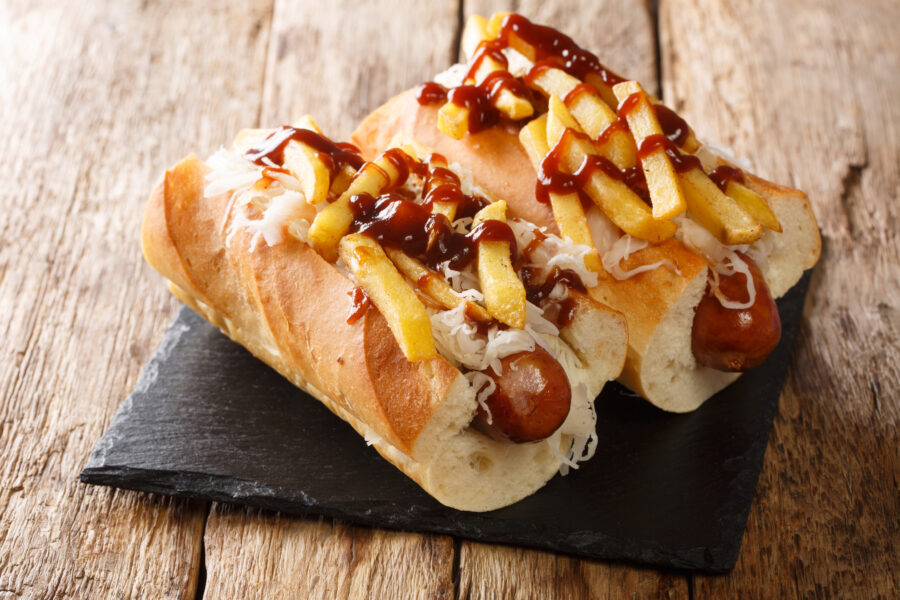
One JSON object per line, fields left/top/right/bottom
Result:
{"left": 556, "top": 296, "right": 578, "bottom": 327}
{"left": 595, "top": 117, "right": 629, "bottom": 147}
{"left": 524, "top": 266, "right": 586, "bottom": 305}
{"left": 520, "top": 265, "right": 586, "bottom": 327}
{"left": 654, "top": 104, "right": 691, "bottom": 147}
{"left": 346, "top": 287, "right": 371, "bottom": 324}
{"left": 465, "top": 39, "right": 509, "bottom": 81}
{"left": 708, "top": 165, "right": 745, "bottom": 192}
{"left": 536, "top": 129, "right": 627, "bottom": 204}
{"left": 348, "top": 193, "right": 517, "bottom": 271}
{"left": 616, "top": 91, "right": 642, "bottom": 119}
{"left": 447, "top": 85, "right": 501, "bottom": 133}
{"left": 636, "top": 134, "right": 702, "bottom": 173}
{"left": 416, "top": 81, "right": 448, "bottom": 105}
{"left": 244, "top": 126, "right": 364, "bottom": 175}
{"left": 499, "top": 14, "right": 624, "bottom": 87}
{"left": 562, "top": 82, "right": 601, "bottom": 106}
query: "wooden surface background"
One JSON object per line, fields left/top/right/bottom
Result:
{"left": 0, "top": 0, "right": 896, "bottom": 597}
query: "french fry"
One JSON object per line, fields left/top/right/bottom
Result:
{"left": 437, "top": 101, "right": 469, "bottom": 140}
{"left": 329, "top": 164, "right": 356, "bottom": 196}
{"left": 466, "top": 55, "right": 533, "bottom": 121}
{"left": 462, "top": 14, "right": 490, "bottom": 60}
{"left": 679, "top": 168, "right": 762, "bottom": 245}
{"left": 518, "top": 114, "right": 550, "bottom": 166}
{"left": 485, "top": 12, "right": 511, "bottom": 39}
{"left": 472, "top": 201, "right": 526, "bottom": 328}
{"left": 526, "top": 67, "right": 637, "bottom": 169}
{"left": 560, "top": 132, "right": 677, "bottom": 242}
{"left": 309, "top": 151, "right": 407, "bottom": 261}
{"left": 545, "top": 94, "right": 583, "bottom": 146}
{"left": 612, "top": 81, "right": 687, "bottom": 220}
{"left": 282, "top": 140, "right": 330, "bottom": 205}
{"left": 384, "top": 247, "right": 492, "bottom": 322}
{"left": 645, "top": 99, "right": 702, "bottom": 152}
{"left": 339, "top": 234, "right": 436, "bottom": 361}
{"left": 232, "top": 128, "right": 270, "bottom": 154}
{"left": 723, "top": 181, "right": 782, "bottom": 232}
{"left": 292, "top": 114, "right": 323, "bottom": 134}
{"left": 518, "top": 113, "right": 602, "bottom": 272}
{"left": 424, "top": 154, "right": 459, "bottom": 222}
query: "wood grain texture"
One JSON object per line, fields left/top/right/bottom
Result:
{"left": 204, "top": 504, "right": 454, "bottom": 600}
{"left": 661, "top": 0, "right": 900, "bottom": 597}
{"left": 456, "top": 2, "right": 688, "bottom": 597}
{"left": 466, "top": 0, "right": 659, "bottom": 95}
{"left": 0, "top": 1, "right": 272, "bottom": 597}
{"left": 258, "top": 0, "right": 460, "bottom": 139}
{"left": 458, "top": 543, "right": 686, "bottom": 600}
{"left": 199, "top": 2, "right": 460, "bottom": 599}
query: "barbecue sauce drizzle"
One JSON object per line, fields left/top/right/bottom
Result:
{"left": 416, "top": 14, "right": 701, "bottom": 205}
{"left": 245, "top": 126, "right": 365, "bottom": 175}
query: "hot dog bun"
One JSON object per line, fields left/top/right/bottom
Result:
{"left": 353, "top": 88, "right": 820, "bottom": 412}
{"left": 142, "top": 154, "right": 626, "bottom": 511}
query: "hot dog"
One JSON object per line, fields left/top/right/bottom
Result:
{"left": 691, "top": 253, "right": 781, "bottom": 372}
{"left": 141, "top": 119, "right": 627, "bottom": 511}
{"left": 352, "top": 12, "right": 820, "bottom": 412}
{"left": 473, "top": 346, "right": 572, "bottom": 443}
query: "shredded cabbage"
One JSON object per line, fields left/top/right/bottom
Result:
{"left": 602, "top": 234, "right": 678, "bottom": 280}
{"left": 675, "top": 216, "right": 756, "bottom": 309}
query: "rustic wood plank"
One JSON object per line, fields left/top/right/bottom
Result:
{"left": 258, "top": 0, "right": 461, "bottom": 139}
{"left": 458, "top": 543, "right": 688, "bottom": 600}
{"left": 466, "top": 0, "right": 659, "bottom": 95}
{"left": 0, "top": 1, "right": 273, "bottom": 597}
{"left": 457, "top": 1, "right": 688, "bottom": 597}
{"left": 204, "top": 504, "right": 454, "bottom": 600}
{"left": 200, "top": 2, "right": 459, "bottom": 598}
{"left": 661, "top": 0, "right": 900, "bottom": 597}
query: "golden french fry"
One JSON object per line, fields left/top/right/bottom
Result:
{"left": 724, "top": 181, "right": 782, "bottom": 232}
{"left": 466, "top": 56, "right": 533, "bottom": 120}
{"left": 548, "top": 194, "right": 603, "bottom": 271}
{"left": 292, "top": 114, "right": 323, "bottom": 134}
{"left": 339, "top": 234, "right": 436, "bottom": 361}
{"left": 526, "top": 67, "right": 636, "bottom": 168}
{"left": 309, "top": 152, "right": 406, "bottom": 261}
{"left": 561, "top": 133, "right": 677, "bottom": 242}
{"left": 472, "top": 202, "right": 526, "bottom": 328}
{"left": 518, "top": 114, "right": 550, "bottom": 168}
{"left": 582, "top": 72, "right": 621, "bottom": 111}
{"left": 613, "top": 80, "right": 687, "bottom": 220}
{"left": 486, "top": 12, "right": 511, "bottom": 38}
{"left": 518, "top": 112, "right": 602, "bottom": 271}
{"left": 232, "top": 128, "right": 270, "bottom": 154}
{"left": 645, "top": 99, "right": 702, "bottom": 152}
{"left": 679, "top": 169, "right": 762, "bottom": 245}
{"left": 385, "top": 247, "right": 492, "bottom": 322}
{"left": 329, "top": 164, "right": 356, "bottom": 196}
{"left": 546, "top": 95, "right": 583, "bottom": 146}
{"left": 473, "top": 200, "right": 507, "bottom": 226}
{"left": 462, "top": 14, "right": 490, "bottom": 59}
{"left": 282, "top": 140, "right": 330, "bottom": 205}
{"left": 438, "top": 101, "right": 469, "bottom": 140}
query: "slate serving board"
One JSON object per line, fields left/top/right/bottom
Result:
{"left": 81, "top": 271, "right": 812, "bottom": 572}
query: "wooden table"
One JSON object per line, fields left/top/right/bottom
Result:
{"left": 1, "top": 1, "right": 897, "bottom": 597}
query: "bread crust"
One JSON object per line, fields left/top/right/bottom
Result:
{"left": 353, "top": 88, "right": 820, "bottom": 411}
{"left": 142, "top": 154, "right": 626, "bottom": 510}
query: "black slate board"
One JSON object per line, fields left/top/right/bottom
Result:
{"left": 81, "top": 271, "right": 812, "bottom": 572}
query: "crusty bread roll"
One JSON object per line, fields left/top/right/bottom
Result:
{"left": 352, "top": 88, "right": 821, "bottom": 412}
{"left": 142, "top": 154, "right": 626, "bottom": 511}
